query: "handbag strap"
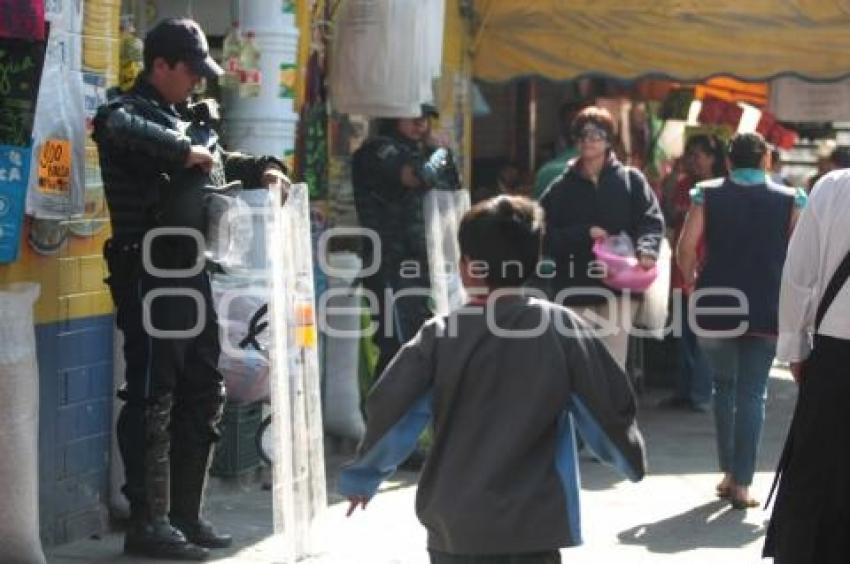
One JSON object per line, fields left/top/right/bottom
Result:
{"left": 815, "top": 246, "right": 850, "bottom": 333}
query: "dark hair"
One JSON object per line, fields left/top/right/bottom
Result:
{"left": 685, "top": 134, "right": 728, "bottom": 177}
{"left": 571, "top": 106, "right": 616, "bottom": 141}
{"left": 830, "top": 146, "right": 850, "bottom": 169}
{"left": 458, "top": 195, "right": 544, "bottom": 289}
{"left": 728, "top": 132, "right": 768, "bottom": 170}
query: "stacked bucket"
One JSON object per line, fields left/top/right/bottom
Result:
{"left": 77, "top": 0, "right": 121, "bottom": 238}
{"left": 223, "top": 1, "right": 300, "bottom": 176}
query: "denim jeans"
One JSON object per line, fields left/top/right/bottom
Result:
{"left": 698, "top": 335, "right": 777, "bottom": 486}
{"left": 676, "top": 299, "right": 713, "bottom": 406}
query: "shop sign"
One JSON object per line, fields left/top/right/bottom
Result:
{"left": 0, "top": 37, "right": 47, "bottom": 146}
{"left": 0, "top": 145, "right": 31, "bottom": 263}
{"left": 37, "top": 139, "right": 71, "bottom": 194}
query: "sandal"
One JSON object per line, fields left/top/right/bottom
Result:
{"left": 730, "top": 496, "right": 760, "bottom": 510}
{"left": 715, "top": 485, "right": 732, "bottom": 499}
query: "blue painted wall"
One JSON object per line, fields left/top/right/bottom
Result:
{"left": 37, "top": 314, "right": 113, "bottom": 547}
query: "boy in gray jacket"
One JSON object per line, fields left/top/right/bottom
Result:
{"left": 340, "top": 195, "right": 646, "bottom": 564}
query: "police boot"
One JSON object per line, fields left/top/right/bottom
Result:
{"left": 124, "top": 395, "right": 209, "bottom": 561}
{"left": 170, "top": 404, "right": 232, "bottom": 549}
{"left": 124, "top": 517, "right": 210, "bottom": 561}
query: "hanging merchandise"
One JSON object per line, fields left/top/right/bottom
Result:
{"left": 0, "top": 0, "right": 46, "bottom": 41}
{"left": 27, "top": 5, "right": 87, "bottom": 219}
{"left": 239, "top": 32, "right": 262, "bottom": 98}
{"left": 118, "top": 15, "right": 143, "bottom": 92}
{"left": 221, "top": 21, "right": 243, "bottom": 91}
{"left": 698, "top": 97, "right": 744, "bottom": 130}
{"left": 755, "top": 110, "right": 799, "bottom": 151}
{"left": 330, "top": 0, "right": 445, "bottom": 117}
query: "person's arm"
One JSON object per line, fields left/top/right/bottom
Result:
{"left": 338, "top": 323, "right": 436, "bottom": 506}
{"left": 777, "top": 197, "right": 822, "bottom": 369}
{"left": 629, "top": 169, "right": 665, "bottom": 266}
{"left": 676, "top": 200, "right": 705, "bottom": 288}
{"left": 562, "top": 310, "right": 646, "bottom": 481}
{"left": 221, "top": 150, "right": 288, "bottom": 190}
{"left": 93, "top": 104, "right": 193, "bottom": 166}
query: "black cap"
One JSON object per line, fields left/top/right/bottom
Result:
{"left": 421, "top": 103, "right": 440, "bottom": 118}
{"left": 144, "top": 18, "right": 224, "bottom": 79}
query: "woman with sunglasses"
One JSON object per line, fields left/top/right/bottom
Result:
{"left": 540, "top": 106, "right": 665, "bottom": 369}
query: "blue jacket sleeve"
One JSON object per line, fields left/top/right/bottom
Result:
{"left": 561, "top": 309, "right": 646, "bottom": 482}
{"left": 338, "top": 322, "right": 437, "bottom": 498}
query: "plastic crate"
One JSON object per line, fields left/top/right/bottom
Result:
{"left": 211, "top": 401, "right": 263, "bottom": 477}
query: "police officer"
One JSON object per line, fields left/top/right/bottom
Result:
{"left": 92, "top": 18, "right": 288, "bottom": 560}
{"left": 352, "top": 105, "right": 461, "bottom": 378}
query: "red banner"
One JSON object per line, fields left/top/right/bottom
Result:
{"left": 0, "top": 0, "right": 45, "bottom": 41}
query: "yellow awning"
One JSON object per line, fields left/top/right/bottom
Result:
{"left": 472, "top": 1, "right": 850, "bottom": 82}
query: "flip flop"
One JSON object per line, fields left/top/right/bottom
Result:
{"left": 715, "top": 484, "right": 732, "bottom": 499}
{"left": 731, "top": 497, "right": 760, "bottom": 510}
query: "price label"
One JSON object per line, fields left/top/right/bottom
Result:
{"left": 37, "top": 139, "right": 72, "bottom": 194}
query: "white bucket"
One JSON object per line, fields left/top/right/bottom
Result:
{"left": 222, "top": 29, "right": 299, "bottom": 121}
{"left": 241, "top": 0, "right": 297, "bottom": 32}
{"left": 222, "top": 116, "right": 298, "bottom": 163}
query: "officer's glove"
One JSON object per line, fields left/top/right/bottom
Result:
{"left": 418, "top": 147, "right": 461, "bottom": 191}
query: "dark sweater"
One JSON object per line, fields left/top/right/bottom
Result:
{"left": 339, "top": 296, "right": 646, "bottom": 555}
{"left": 540, "top": 156, "right": 664, "bottom": 305}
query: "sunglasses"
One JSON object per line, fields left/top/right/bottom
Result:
{"left": 577, "top": 127, "right": 609, "bottom": 142}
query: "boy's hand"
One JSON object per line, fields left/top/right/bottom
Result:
{"left": 346, "top": 495, "right": 370, "bottom": 517}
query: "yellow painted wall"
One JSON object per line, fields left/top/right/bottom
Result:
{"left": 0, "top": 217, "right": 113, "bottom": 325}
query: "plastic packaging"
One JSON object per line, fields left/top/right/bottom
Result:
{"left": 239, "top": 32, "right": 262, "bottom": 98}
{"left": 211, "top": 274, "right": 271, "bottom": 405}
{"left": 322, "top": 252, "right": 366, "bottom": 441}
{"left": 0, "top": 282, "right": 46, "bottom": 564}
{"left": 423, "top": 189, "right": 470, "bottom": 316}
{"left": 221, "top": 21, "right": 243, "bottom": 91}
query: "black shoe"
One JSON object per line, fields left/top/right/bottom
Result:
{"left": 124, "top": 518, "right": 209, "bottom": 560}
{"left": 172, "top": 517, "right": 233, "bottom": 549}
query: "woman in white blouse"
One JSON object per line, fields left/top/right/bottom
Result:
{"left": 764, "top": 169, "right": 850, "bottom": 564}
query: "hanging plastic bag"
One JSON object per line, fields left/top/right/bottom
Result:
{"left": 27, "top": 28, "right": 86, "bottom": 218}
{"left": 633, "top": 238, "right": 672, "bottom": 339}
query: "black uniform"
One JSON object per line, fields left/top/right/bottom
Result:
{"left": 92, "top": 78, "right": 283, "bottom": 536}
{"left": 352, "top": 130, "right": 461, "bottom": 377}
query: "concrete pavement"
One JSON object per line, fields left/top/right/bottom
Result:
{"left": 47, "top": 366, "right": 796, "bottom": 563}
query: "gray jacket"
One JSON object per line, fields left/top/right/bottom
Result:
{"left": 339, "top": 295, "right": 646, "bottom": 555}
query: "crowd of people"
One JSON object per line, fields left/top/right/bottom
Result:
{"left": 94, "top": 17, "right": 848, "bottom": 561}
{"left": 345, "top": 102, "right": 849, "bottom": 564}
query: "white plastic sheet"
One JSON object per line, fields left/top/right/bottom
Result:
{"left": 330, "top": 0, "right": 444, "bottom": 117}
{"left": 423, "top": 189, "right": 469, "bottom": 316}
{"left": 322, "top": 252, "right": 366, "bottom": 442}
{"left": 0, "top": 282, "right": 46, "bottom": 564}
{"left": 230, "top": 184, "right": 326, "bottom": 561}
{"left": 633, "top": 238, "right": 672, "bottom": 339}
